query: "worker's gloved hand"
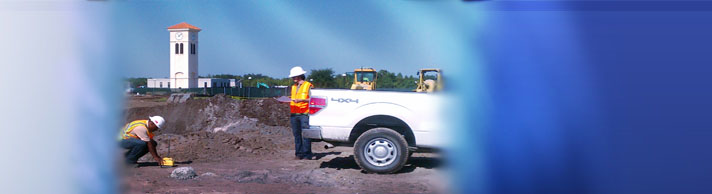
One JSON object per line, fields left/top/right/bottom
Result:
{"left": 155, "top": 157, "right": 163, "bottom": 166}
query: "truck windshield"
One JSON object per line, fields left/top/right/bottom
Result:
{"left": 356, "top": 72, "right": 375, "bottom": 82}
{"left": 423, "top": 71, "right": 438, "bottom": 81}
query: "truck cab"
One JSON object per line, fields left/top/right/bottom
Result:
{"left": 350, "top": 68, "right": 377, "bottom": 90}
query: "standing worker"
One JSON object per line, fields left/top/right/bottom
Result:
{"left": 288, "top": 66, "right": 315, "bottom": 160}
{"left": 119, "top": 116, "right": 165, "bottom": 167}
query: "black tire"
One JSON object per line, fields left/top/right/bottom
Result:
{"left": 353, "top": 127, "right": 409, "bottom": 174}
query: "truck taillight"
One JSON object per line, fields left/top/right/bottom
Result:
{"left": 309, "top": 96, "right": 327, "bottom": 115}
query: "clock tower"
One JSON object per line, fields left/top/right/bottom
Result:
{"left": 167, "top": 22, "right": 201, "bottom": 88}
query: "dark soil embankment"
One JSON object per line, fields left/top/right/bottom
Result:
{"left": 122, "top": 95, "right": 292, "bottom": 162}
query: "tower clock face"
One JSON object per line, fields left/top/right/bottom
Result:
{"left": 191, "top": 33, "right": 196, "bottom": 40}
{"left": 175, "top": 32, "right": 183, "bottom": 40}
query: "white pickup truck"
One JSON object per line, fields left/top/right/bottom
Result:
{"left": 303, "top": 89, "right": 444, "bottom": 173}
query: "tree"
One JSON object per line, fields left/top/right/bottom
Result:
{"left": 191, "top": 73, "right": 293, "bottom": 88}
{"left": 334, "top": 72, "right": 352, "bottom": 89}
{"left": 307, "top": 68, "right": 337, "bottom": 88}
{"left": 377, "top": 70, "right": 398, "bottom": 88}
{"left": 212, "top": 74, "right": 238, "bottom": 79}
{"left": 128, "top": 69, "right": 418, "bottom": 90}
{"left": 125, "top": 77, "right": 147, "bottom": 88}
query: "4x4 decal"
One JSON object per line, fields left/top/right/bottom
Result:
{"left": 331, "top": 98, "right": 359, "bottom": 104}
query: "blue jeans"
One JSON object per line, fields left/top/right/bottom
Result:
{"left": 290, "top": 114, "right": 312, "bottom": 158}
{"left": 119, "top": 138, "right": 156, "bottom": 164}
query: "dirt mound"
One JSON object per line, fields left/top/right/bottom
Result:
{"left": 148, "top": 129, "right": 292, "bottom": 162}
{"left": 239, "top": 98, "right": 290, "bottom": 127}
{"left": 124, "top": 94, "right": 293, "bottom": 162}
{"left": 124, "top": 95, "right": 290, "bottom": 134}
{"left": 124, "top": 94, "right": 242, "bottom": 134}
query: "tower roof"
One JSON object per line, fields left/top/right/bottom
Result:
{"left": 167, "top": 22, "right": 201, "bottom": 31}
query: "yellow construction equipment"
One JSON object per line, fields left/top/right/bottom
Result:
{"left": 161, "top": 157, "right": 175, "bottom": 167}
{"left": 351, "top": 68, "right": 378, "bottom": 90}
{"left": 415, "top": 68, "right": 442, "bottom": 93}
{"left": 161, "top": 139, "right": 176, "bottom": 167}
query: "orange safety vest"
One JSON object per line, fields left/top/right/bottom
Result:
{"left": 290, "top": 81, "right": 313, "bottom": 114}
{"left": 119, "top": 120, "right": 155, "bottom": 140}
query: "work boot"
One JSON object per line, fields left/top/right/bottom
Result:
{"left": 302, "top": 155, "right": 316, "bottom": 160}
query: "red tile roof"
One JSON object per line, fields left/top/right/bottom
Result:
{"left": 167, "top": 22, "right": 201, "bottom": 30}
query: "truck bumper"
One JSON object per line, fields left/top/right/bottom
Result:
{"left": 302, "top": 126, "right": 323, "bottom": 140}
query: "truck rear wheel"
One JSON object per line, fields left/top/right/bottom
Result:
{"left": 353, "top": 127, "right": 409, "bottom": 174}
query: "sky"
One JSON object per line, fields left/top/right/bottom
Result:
{"left": 110, "top": 1, "right": 480, "bottom": 78}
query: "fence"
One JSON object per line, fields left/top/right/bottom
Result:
{"left": 132, "top": 87, "right": 290, "bottom": 98}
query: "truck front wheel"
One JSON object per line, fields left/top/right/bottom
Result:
{"left": 353, "top": 127, "right": 409, "bottom": 173}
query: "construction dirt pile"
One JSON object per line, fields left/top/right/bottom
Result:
{"left": 239, "top": 97, "right": 290, "bottom": 127}
{"left": 125, "top": 94, "right": 291, "bottom": 134}
{"left": 123, "top": 94, "right": 293, "bottom": 162}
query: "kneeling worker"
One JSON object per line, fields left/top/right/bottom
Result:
{"left": 119, "top": 116, "right": 165, "bottom": 166}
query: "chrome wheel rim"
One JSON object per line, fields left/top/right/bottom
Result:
{"left": 364, "top": 138, "right": 397, "bottom": 167}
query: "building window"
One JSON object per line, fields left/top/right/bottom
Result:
{"left": 175, "top": 43, "right": 179, "bottom": 54}
{"left": 180, "top": 43, "right": 184, "bottom": 54}
{"left": 204, "top": 82, "right": 207, "bottom": 88}
{"left": 160, "top": 82, "right": 163, "bottom": 88}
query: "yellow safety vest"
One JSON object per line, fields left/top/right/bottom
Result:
{"left": 290, "top": 81, "right": 313, "bottom": 114}
{"left": 118, "top": 120, "right": 154, "bottom": 140}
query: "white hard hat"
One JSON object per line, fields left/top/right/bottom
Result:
{"left": 289, "top": 66, "right": 307, "bottom": 78}
{"left": 149, "top": 116, "right": 165, "bottom": 129}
